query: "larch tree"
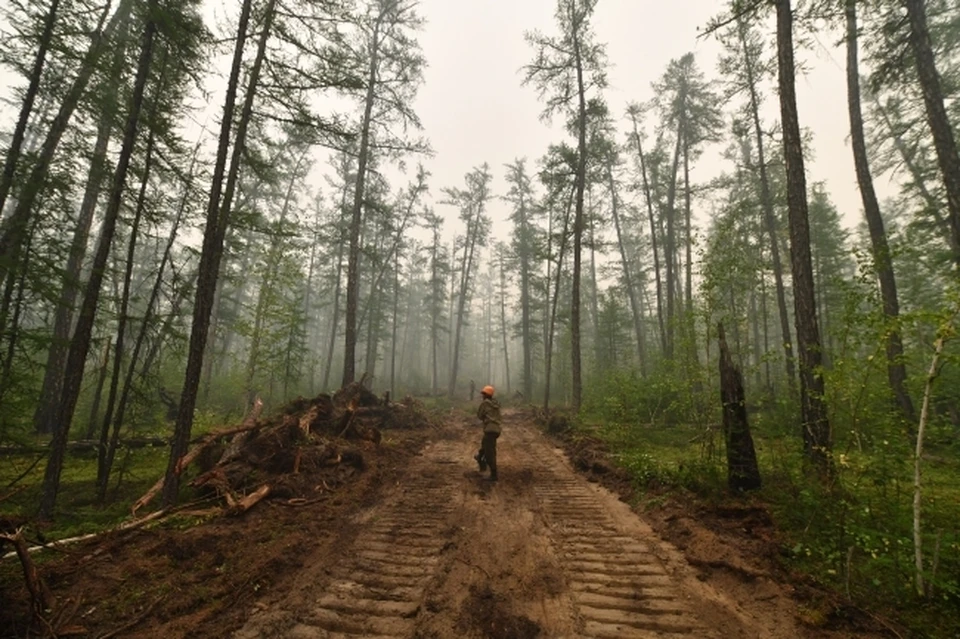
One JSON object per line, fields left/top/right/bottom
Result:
{"left": 341, "top": 0, "right": 427, "bottom": 386}
{"left": 845, "top": 0, "right": 915, "bottom": 420}
{"left": 524, "top": 0, "right": 607, "bottom": 410}
{"left": 31, "top": 2, "right": 136, "bottom": 436}
{"left": 446, "top": 164, "right": 493, "bottom": 399}
{"left": 162, "top": 0, "right": 267, "bottom": 506}
{"left": 774, "top": 0, "right": 832, "bottom": 477}
{"left": 423, "top": 209, "right": 448, "bottom": 396}
{"left": 714, "top": 12, "right": 798, "bottom": 390}
{"left": 40, "top": 0, "right": 160, "bottom": 518}
{"left": 504, "top": 158, "right": 539, "bottom": 399}
{"left": 627, "top": 104, "right": 668, "bottom": 357}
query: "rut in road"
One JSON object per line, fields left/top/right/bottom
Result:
{"left": 235, "top": 410, "right": 757, "bottom": 638}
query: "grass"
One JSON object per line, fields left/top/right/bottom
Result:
{"left": 1, "top": 445, "right": 171, "bottom": 540}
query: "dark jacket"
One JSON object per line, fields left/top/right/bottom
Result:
{"left": 477, "top": 397, "right": 502, "bottom": 434}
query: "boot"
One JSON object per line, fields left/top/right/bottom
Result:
{"left": 474, "top": 451, "right": 486, "bottom": 472}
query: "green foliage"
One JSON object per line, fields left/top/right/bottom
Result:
{"left": 581, "top": 335, "right": 960, "bottom": 638}
{"left": 0, "top": 447, "right": 171, "bottom": 540}
{"left": 581, "top": 361, "right": 712, "bottom": 427}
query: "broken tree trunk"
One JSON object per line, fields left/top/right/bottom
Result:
{"left": 717, "top": 323, "right": 762, "bottom": 492}
{"left": 0, "top": 528, "right": 54, "bottom": 622}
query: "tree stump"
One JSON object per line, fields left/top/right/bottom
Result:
{"left": 717, "top": 323, "right": 762, "bottom": 492}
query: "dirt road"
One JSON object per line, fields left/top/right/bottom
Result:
{"left": 233, "top": 409, "right": 814, "bottom": 639}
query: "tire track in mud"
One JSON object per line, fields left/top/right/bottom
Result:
{"left": 515, "top": 425, "right": 717, "bottom": 639}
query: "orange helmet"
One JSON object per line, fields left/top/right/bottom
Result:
{"left": 481, "top": 385, "right": 495, "bottom": 397}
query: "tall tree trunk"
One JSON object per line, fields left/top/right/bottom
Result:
{"left": 96, "top": 112, "right": 157, "bottom": 499}
{"left": 429, "top": 230, "right": 440, "bottom": 395}
{"left": 629, "top": 113, "right": 667, "bottom": 356}
{"left": 517, "top": 191, "right": 533, "bottom": 399}
{"left": 737, "top": 14, "right": 797, "bottom": 390}
{"left": 343, "top": 14, "right": 384, "bottom": 387}
{"left": 760, "top": 258, "right": 772, "bottom": 391}
{"left": 449, "top": 202, "right": 484, "bottom": 398}
{"left": 682, "top": 126, "right": 697, "bottom": 365}
{"left": 447, "top": 245, "right": 457, "bottom": 380}
{"left": 571, "top": 13, "right": 587, "bottom": 411}
{"left": 303, "top": 197, "right": 323, "bottom": 391}
{"left": 498, "top": 249, "right": 511, "bottom": 395}
{"left": 544, "top": 187, "right": 574, "bottom": 412}
{"left": 0, "top": 0, "right": 61, "bottom": 218}
{"left": 0, "top": 0, "right": 130, "bottom": 288}
{"left": 39, "top": 5, "right": 156, "bottom": 518}
{"left": 587, "top": 199, "right": 601, "bottom": 365}
{"left": 99, "top": 152, "right": 188, "bottom": 501}
{"left": 664, "top": 128, "right": 683, "bottom": 359}
{"left": 903, "top": 0, "right": 960, "bottom": 261}
{"left": 322, "top": 188, "right": 350, "bottom": 390}
{"left": 607, "top": 158, "right": 646, "bottom": 374}
{"left": 32, "top": 12, "right": 132, "bottom": 434}
{"left": 390, "top": 250, "right": 400, "bottom": 398}
{"left": 163, "top": 0, "right": 264, "bottom": 507}
{"left": 775, "top": 0, "right": 832, "bottom": 478}
{"left": 543, "top": 200, "right": 553, "bottom": 372}
{"left": 848, "top": 0, "right": 914, "bottom": 421}
{"left": 364, "top": 276, "right": 382, "bottom": 381}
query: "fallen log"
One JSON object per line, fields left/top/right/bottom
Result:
{"left": 0, "top": 438, "right": 168, "bottom": 456}
{"left": 2, "top": 509, "right": 171, "bottom": 560}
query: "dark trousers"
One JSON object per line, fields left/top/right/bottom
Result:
{"left": 480, "top": 432, "right": 499, "bottom": 477}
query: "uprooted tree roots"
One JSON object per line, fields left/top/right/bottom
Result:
{"left": 133, "top": 383, "right": 435, "bottom": 517}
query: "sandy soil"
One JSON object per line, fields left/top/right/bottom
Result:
{"left": 2, "top": 407, "right": 890, "bottom": 638}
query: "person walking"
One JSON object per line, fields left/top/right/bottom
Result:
{"left": 474, "top": 385, "right": 502, "bottom": 481}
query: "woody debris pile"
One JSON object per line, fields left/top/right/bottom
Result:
{"left": 132, "top": 382, "right": 435, "bottom": 517}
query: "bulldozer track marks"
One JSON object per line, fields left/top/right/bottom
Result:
{"left": 237, "top": 421, "right": 735, "bottom": 638}
{"left": 298, "top": 442, "right": 462, "bottom": 638}
{"left": 520, "top": 431, "right": 713, "bottom": 638}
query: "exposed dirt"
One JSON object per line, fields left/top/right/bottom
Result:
{"left": 1, "top": 407, "right": 892, "bottom": 638}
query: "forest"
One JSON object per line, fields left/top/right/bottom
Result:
{"left": 1, "top": 0, "right": 959, "bottom": 636}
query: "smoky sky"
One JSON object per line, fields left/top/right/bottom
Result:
{"left": 414, "top": 0, "right": 882, "bottom": 241}
{"left": 0, "top": 1, "right": 887, "bottom": 242}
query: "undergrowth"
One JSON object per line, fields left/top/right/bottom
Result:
{"left": 578, "top": 368, "right": 960, "bottom": 639}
